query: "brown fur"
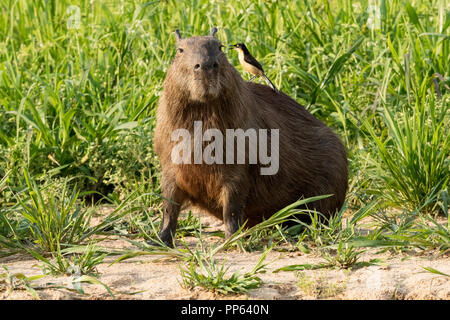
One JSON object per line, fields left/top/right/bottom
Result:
{"left": 154, "top": 30, "right": 348, "bottom": 245}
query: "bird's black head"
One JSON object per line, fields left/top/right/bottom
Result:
{"left": 231, "top": 43, "right": 250, "bottom": 54}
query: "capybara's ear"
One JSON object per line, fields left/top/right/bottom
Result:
{"left": 210, "top": 27, "right": 218, "bottom": 37}
{"left": 174, "top": 29, "right": 182, "bottom": 42}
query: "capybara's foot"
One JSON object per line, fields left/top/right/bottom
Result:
{"left": 224, "top": 219, "right": 240, "bottom": 239}
{"left": 146, "top": 232, "right": 174, "bottom": 248}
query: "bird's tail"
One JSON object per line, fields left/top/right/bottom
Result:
{"left": 262, "top": 74, "right": 279, "bottom": 93}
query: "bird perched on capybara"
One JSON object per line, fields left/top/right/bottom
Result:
{"left": 154, "top": 28, "right": 348, "bottom": 246}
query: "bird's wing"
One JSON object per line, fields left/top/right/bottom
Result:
{"left": 244, "top": 54, "right": 264, "bottom": 73}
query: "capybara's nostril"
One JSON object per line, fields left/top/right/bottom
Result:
{"left": 194, "top": 64, "right": 200, "bottom": 70}
{"left": 213, "top": 62, "right": 218, "bottom": 69}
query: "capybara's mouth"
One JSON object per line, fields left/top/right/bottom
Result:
{"left": 193, "top": 72, "right": 218, "bottom": 82}
{"left": 192, "top": 76, "right": 220, "bottom": 98}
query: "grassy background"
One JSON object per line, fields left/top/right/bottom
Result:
{"left": 0, "top": 0, "right": 448, "bottom": 295}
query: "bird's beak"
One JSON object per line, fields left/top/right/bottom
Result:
{"left": 229, "top": 44, "right": 237, "bottom": 49}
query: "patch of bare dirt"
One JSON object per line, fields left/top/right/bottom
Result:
{"left": 1, "top": 213, "right": 448, "bottom": 300}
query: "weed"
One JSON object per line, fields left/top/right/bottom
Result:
{"left": 295, "top": 271, "right": 347, "bottom": 299}
{"left": 0, "top": 266, "right": 45, "bottom": 299}
{"left": 364, "top": 95, "right": 449, "bottom": 214}
{"left": 27, "top": 243, "right": 114, "bottom": 298}
{"left": 422, "top": 267, "right": 450, "bottom": 278}
{"left": 28, "top": 242, "right": 105, "bottom": 276}
{"left": 15, "top": 170, "right": 93, "bottom": 253}
{"left": 179, "top": 242, "right": 271, "bottom": 295}
{"left": 321, "top": 243, "right": 364, "bottom": 270}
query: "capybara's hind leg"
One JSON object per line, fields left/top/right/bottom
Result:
{"left": 158, "top": 176, "right": 185, "bottom": 247}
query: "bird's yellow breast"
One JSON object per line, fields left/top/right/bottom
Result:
{"left": 236, "top": 49, "right": 263, "bottom": 77}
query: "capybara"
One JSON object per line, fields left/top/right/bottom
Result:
{"left": 154, "top": 28, "right": 348, "bottom": 246}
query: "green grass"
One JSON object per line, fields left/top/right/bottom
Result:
{"left": 16, "top": 170, "right": 93, "bottom": 252}
{"left": 364, "top": 93, "right": 449, "bottom": 213}
{"left": 0, "top": 0, "right": 448, "bottom": 212}
{"left": 0, "top": 266, "right": 45, "bottom": 299}
{"left": 26, "top": 242, "right": 114, "bottom": 297}
{"left": 0, "top": 0, "right": 448, "bottom": 297}
{"left": 295, "top": 271, "right": 347, "bottom": 298}
{"left": 179, "top": 240, "right": 270, "bottom": 295}
{"left": 29, "top": 242, "right": 106, "bottom": 277}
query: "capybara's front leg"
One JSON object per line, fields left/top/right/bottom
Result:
{"left": 158, "top": 176, "right": 185, "bottom": 247}
{"left": 223, "top": 202, "right": 243, "bottom": 238}
{"left": 221, "top": 186, "right": 245, "bottom": 238}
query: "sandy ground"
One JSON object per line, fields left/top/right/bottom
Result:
{"left": 0, "top": 213, "right": 449, "bottom": 300}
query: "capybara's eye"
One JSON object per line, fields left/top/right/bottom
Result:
{"left": 177, "top": 48, "right": 184, "bottom": 54}
{"left": 219, "top": 44, "right": 223, "bottom": 50}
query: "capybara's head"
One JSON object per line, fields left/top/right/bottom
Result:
{"left": 167, "top": 28, "right": 229, "bottom": 102}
